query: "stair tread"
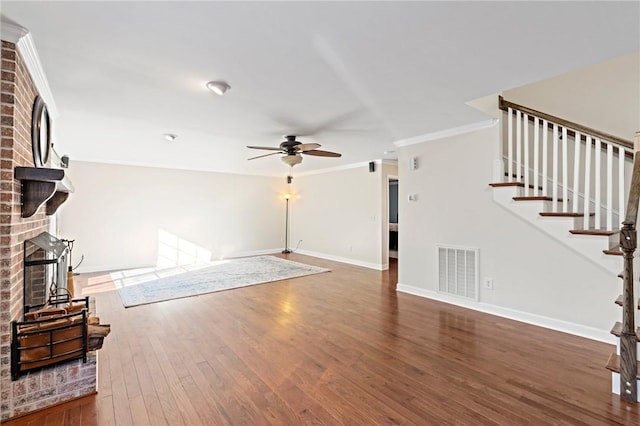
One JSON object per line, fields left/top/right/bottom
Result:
{"left": 604, "top": 247, "right": 624, "bottom": 256}
{"left": 602, "top": 248, "right": 624, "bottom": 255}
{"left": 570, "top": 229, "right": 618, "bottom": 236}
{"left": 605, "top": 351, "right": 640, "bottom": 379}
{"left": 489, "top": 182, "right": 544, "bottom": 190}
{"left": 610, "top": 322, "right": 640, "bottom": 341}
{"left": 489, "top": 182, "right": 523, "bottom": 187}
{"left": 613, "top": 296, "right": 640, "bottom": 310}
{"left": 513, "top": 196, "right": 564, "bottom": 202}
{"left": 539, "top": 212, "right": 593, "bottom": 217}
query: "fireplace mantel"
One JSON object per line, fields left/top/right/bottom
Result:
{"left": 14, "top": 167, "right": 74, "bottom": 218}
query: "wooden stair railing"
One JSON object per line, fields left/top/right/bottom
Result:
{"left": 618, "top": 132, "right": 640, "bottom": 402}
{"left": 494, "top": 95, "right": 640, "bottom": 402}
{"left": 498, "top": 97, "right": 634, "bottom": 232}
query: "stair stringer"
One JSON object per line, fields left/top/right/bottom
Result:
{"left": 492, "top": 185, "right": 620, "bottom": 276}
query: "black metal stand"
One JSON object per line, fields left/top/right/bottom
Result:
{"left": 282, "top": 197, "right": 291, "bottom": 254}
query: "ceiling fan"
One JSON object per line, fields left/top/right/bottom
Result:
{"left": 247, "top": 135, "right": 341, "bottom": 167}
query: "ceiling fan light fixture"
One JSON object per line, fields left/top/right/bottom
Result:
{"left": 206, "top": 80, "right": 231, "bottom": 96}
{"left": 281, "top": 154, "right": 303, "bottom": 167}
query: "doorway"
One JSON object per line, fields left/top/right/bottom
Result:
{"left": 388, "top": 177, "right": 398, "bottom": 259}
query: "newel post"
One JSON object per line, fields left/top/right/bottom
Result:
{"left": 620, "top": 220, "right": 637, "bottom": 401}
{"left": 620, "top": 130, "right": 640, "bottom": 402}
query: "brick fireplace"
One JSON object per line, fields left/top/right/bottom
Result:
{"left": 1, "top": 39, "right": 97, "bottom": 420}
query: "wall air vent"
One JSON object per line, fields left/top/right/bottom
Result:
{"left": 437, "top": 245, "right": 479, "bottom": 300}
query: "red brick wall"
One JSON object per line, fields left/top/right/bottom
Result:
{"left": 0, "top": 40, "right": 96, "bottom": 421}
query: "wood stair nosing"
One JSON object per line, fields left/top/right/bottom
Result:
{"left": 539, "top": 212, "right": 594, "bottom": 218}
{"left": 570, "top": 229, "right": 618, "bottom": 236}
{"left": 513, "top": 196, "right": 565, "bottom": 202}
{"left": 604, "top": 246, "right": 623, "bottom": 256}
{"left": 614, "top": 296, "right": 640, "bottom": 310}
{"left": 610, "top": 322, "right": 640, "bottom": 341}
{"left": 606, "top": 351, "right": 640, "bottom": 379}
{"left": 489, "top": 182, "right": 544, "bottom": 191}
{"left": 490, "top": 182, "right": 523, "bottom": 188}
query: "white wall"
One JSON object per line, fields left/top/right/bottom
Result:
{"left": 503, "top": 52, "right": 640, "bottom": 141}
{"left": 289, "top": 163, "right": 385, "bottom": 269}
{"left": 397, "top": 124, "right": 619, "bottom": 336}
{"left": 58, "top": 161, "right": 284, "bottom": 272}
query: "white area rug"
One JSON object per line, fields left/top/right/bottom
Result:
{"left": 114, "top": 255, "right": 330, "bottom": 307}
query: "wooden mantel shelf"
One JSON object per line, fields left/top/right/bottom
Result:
{"left": 14, "top": 167, "right": 75, "bottom": 218}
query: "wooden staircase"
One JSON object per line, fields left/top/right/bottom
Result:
{"left": 492, "top": 97, "right": 640, "bottom": 403}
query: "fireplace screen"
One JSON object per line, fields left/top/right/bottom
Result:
{"left": 23, "top": 232, "right": 69, "bottom": 318}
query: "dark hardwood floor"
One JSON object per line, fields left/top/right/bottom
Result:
{"left": 4, "top": 254, "right": 639, "bottom": 425}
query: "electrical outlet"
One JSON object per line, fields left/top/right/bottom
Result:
{"left": 483, "top": 277, "right": 494, "bottom": 290}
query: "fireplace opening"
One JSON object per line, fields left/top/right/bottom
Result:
{"left": 23, "top": 232, "right": 70, "bottom": 318}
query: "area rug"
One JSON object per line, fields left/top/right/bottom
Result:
{"left": 114, "top": 255, "right": 330, "bottom": 307}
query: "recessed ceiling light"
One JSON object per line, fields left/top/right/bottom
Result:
{"left": 163, "top": 133, "right": 178, "bottom": 141}
{"left": 384, "top": 150, "right": 396, "bottom": 155}
{"left": 206, "top": 80, "right": 231, "bottom": 96}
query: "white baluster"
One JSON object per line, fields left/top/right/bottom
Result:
{"left": 583, "top": 136, "right": 592, "bottom": 230}
{"left": 533, "top": 117, "right": 540, "bottom": 196}
{"left": 516, "top": 111, "right": 522, "bottom": 182}
{"left": 619, "top": 146, "right": 625, "bottom": 228}
{"left": 562, "top": 127, "right": 568, "bottom": 212}
{"left": 594, "top": 138, "right": 601, "bottom": 230}
{"left": 507, "top": 107, "right": 513, "bottom": 181}
{"left": 606, "top": 142, "right": 613, "bottom": 231}
{"left": 552, "top": 123, "right": 559, "bottom": 212}
{"left": 523, "top": 114, "right": 529, "bottom": 196}
{"left": 572, "top": 131, "right": 581, "bottom": 213}
{"left": 542, "top": 120, "right": 548, "bottom": 196}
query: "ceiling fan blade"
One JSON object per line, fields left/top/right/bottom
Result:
{"left": 248, "top": 152, "right": 281, "bottom": 160}
{"left": 247, "top": 145, "right": 282, "bottom": 151}
{"left": 303, "top": 149, "right": 342, "bottom": 158}
{"left": 294, "top": 143, "right": 321, "bottom": 152}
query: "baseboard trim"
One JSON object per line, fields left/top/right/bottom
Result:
{"left": 225, "top": 248, "right": 282, "bottom": 259}
{"left": 75, "top": 249, "right": 284, "bottom": 274}
{"left": 295, "top": 249, "right": 384, "bottom": 270}
{"left": 396, "top": 283, "right": 614, "bottom": 344}
{"left": 75, "top": 263, "right": 153, "bottom": 274}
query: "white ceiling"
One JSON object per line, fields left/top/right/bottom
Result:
{"left": 2, "top": 1, "right": 639, "bottom": 176}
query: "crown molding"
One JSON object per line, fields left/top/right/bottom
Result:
{"left": 0, "top": 19, "right": 28, "bottom": 43}
{"left": 16, "top": 33, "right": 58, "bottom": 117}
{"left": 393, "top": 118, "right": 497, "bottom": 147}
